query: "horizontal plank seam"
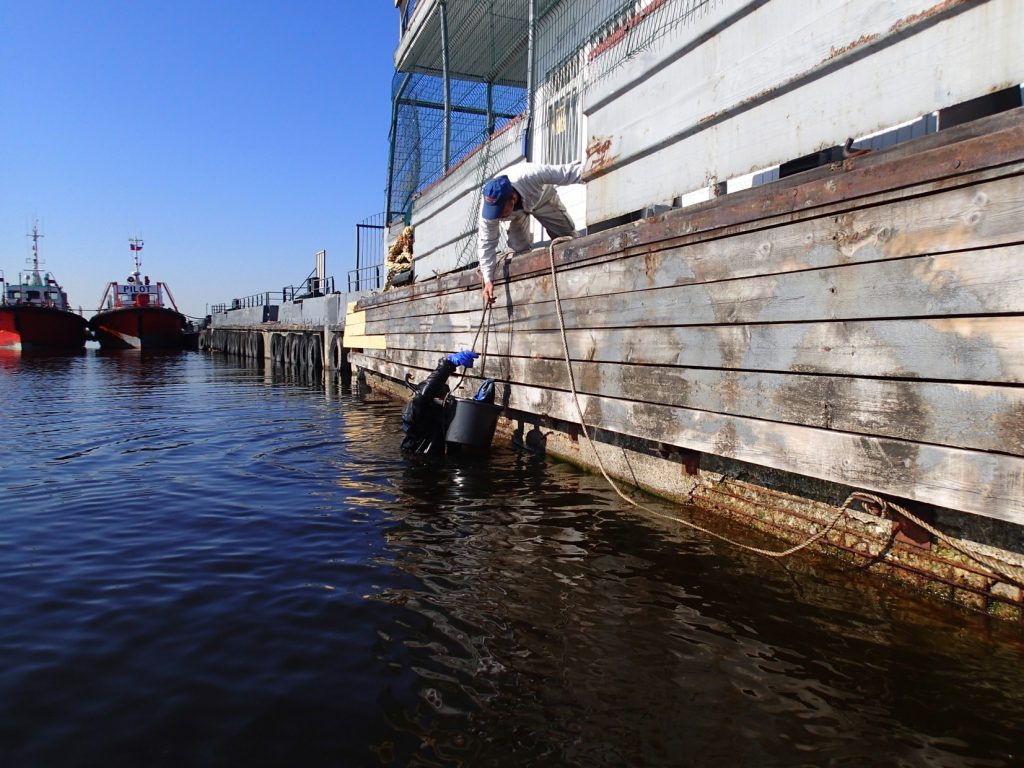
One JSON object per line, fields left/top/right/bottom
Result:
{"left": 519, "top": 388, "right": 1024, "bottom": 460}
{"left": 532, "top": 165, "right": 1024, "bottom": 277}
{"left": 584, "top": 0, "right": 982, "bottom": 181}
{"left": 412, "top": 228, "right": 475, "bottom": 260}
{"left": 585, "top": 0, "right": 770, "bottom": 114}
{"left": 350, "top": 358, "right": 1024, "bottom": 459}
{"left": 375, "top": 310, "right": 1024, "bottom": 332}
{"left": 366, "top": 352, "right": 1024, "bottom": 388}
{"left": 364, "top": 246, "right": 1024, "bottom": 323}
{"left": 370, "top": 349, "right": 1024, "bottom": 389}
{"left": 359, "top": 166, "right": 1024, "bottom": 311}
{"left": 359, "top": 163, "right": 1024, "bottom": 310}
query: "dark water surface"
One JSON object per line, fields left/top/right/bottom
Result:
{"left": 1, "top": 350, "right": 1022, "bottom": 767}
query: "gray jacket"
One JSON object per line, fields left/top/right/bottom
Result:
{"left": 477, "top": 161, "right": 582, "bottom": 284}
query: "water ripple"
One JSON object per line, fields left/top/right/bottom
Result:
{"left": 0, "top": 351, "right": 1021, "bottom": 767}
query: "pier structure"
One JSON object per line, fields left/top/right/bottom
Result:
{"left": 347, "top": 0, "right": 1024, "bottom": 619}
{"left": 200, "top": 269, "right": 370, "bottom": 378}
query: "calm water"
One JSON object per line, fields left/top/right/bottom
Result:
{"left": 1, "top": 350, "right": 1022, "bottom": 768}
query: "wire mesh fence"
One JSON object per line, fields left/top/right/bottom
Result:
{"left": 389, "top": 72, "right": 527, "bottom": 218}
{"left": 387, "top": 0, "right": 724, "bottom": 271}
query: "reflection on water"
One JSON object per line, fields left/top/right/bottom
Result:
{"left": 0, "top": 350, "right": 1021, "bottom": 767}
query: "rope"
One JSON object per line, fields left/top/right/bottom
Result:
{"left": 851, "top": 492, "right": 1024, "bottom": 587}
{"left": 544, "top": 236, "right": 1024, "bottom": 583}
{"left": 449, "top": 250, "right": 510, "bottom": 396}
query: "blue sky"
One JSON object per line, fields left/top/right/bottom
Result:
{"left": 1, "top": 1, "right": 396, "bottom": 318}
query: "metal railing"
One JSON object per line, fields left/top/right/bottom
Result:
{"left": 224, "top": 292, "right": 284, "bottom": 311}
{"left": 348, "top": 263, "right": 385, "bottom": 292}
{"left": 289, "top": 275, "right": 335, "bottom": 300}
{"left": 348, "top": 212, "right": 398, "bottom": 292}
{"left": 211, "top": 275, "right": 337, "bottom": 314}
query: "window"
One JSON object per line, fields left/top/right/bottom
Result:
{"left": 543, "top": 53, "right": 582, "bottom": 165}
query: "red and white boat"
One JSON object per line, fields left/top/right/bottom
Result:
{"left": 89, "top": 238, "right": 187, "bottom": 350}
{"left": 0, "top": 224, "right": 88, "bottom": 351}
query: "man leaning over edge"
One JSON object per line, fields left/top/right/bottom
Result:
{"left": 477, "top": 161, "right": 583, "bottom": 304}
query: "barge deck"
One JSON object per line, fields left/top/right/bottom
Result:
{"left": 349, "top": 106, "right": 1024, "bottom": 620}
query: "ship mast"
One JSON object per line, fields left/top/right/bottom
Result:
{"left": 129, "top": 236, "right": 144, "bottom": 278}
{"left": 27, "top": 222, "right": 43, "bottom": 274}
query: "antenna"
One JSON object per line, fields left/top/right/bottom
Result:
{"left": 129, "top": 236, "right": 144, "bottom": 275}
{"left": 26, "top": 221, "right": 43, "bottom": 271}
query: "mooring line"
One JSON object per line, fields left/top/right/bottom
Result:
{"left": 544, "top": 236, "right": 1024, "bottom": 587}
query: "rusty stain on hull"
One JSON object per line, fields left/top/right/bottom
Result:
{"left": 823, "top": 33, "right": 881, "bottom": 63}
{"left": 890, "top": 0, "right": 968, "bottom": 35}
{"left": 586, "top": 136, "right": 617, "bottom": 175}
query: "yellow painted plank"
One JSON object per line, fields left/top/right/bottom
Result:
{"left": 343, "top": 333, "right": 387, "bottom": 350}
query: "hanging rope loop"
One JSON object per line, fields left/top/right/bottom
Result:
{"left": 449, "top": 250, "right": 510, "bottom": 397}
{"left": 543, "top": 237, "right": 1024, "bottom": 586}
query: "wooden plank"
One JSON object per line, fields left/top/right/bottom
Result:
{"left": 373, "top": 348, "right": 1024, "bottom": 456}
{"left": 374, "top": 316, "right": 1024, "bottom": 384}
{"left": 382, "top": 105, "right": 1015, "bottom": 309}
{"left": 587, "top": 1, "right": 964, "bottom": 112}
{"left": 537, "top": 138, "right": 1024, "bottom": 286}
{"left": 359, "top": 156, "right": 1024, "bottom": 315}
{"left": 349, "top": 352, "right": 1024, "bottom": 525}
{"left": 585, "top": 0, "right": 1023, "bottom": 221}
{"left": 342, "top": 333, "right": 387, "bottom": 350}
{"left": 364, "top": 247, "right": 1024, "bottom": 335}
{"left": 344, "top": 308, "right": 366, "bottom": 331}
{"left": 524, "top": 386, "right": 1024, "bottom": 527}
{"left": 363, "top": 168, "right": 1024, "bottom": 325}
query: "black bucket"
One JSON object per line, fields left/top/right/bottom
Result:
{"left": 445, "top": 397, "right": 500, "bottom": 448}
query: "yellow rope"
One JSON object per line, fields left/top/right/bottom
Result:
{"left": 544, "top": 236, "right": 1024, "bottom": 585}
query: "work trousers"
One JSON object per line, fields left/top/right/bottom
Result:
{"left": 505, "top": 195, "right": 576, "bottom": 252}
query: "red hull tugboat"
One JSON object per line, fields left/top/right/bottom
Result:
{"left": 0, "top": 224, "right": 88, "bottom": 351}
{"left": 89, "top": 238, "right": 186, "bottom": 350}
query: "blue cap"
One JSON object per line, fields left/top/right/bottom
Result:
{"left": 481, "top": 176, "right": 513, "bottom": 220}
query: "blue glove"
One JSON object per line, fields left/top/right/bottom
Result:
{"left": 447, "top": 350, "right": 479, "bottom": 368}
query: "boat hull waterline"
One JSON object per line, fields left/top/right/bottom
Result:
{"left": 0, "top": 306, "right": 88, "bottom": 351}
{"left": 89, "top": 238, "right": 187, "bottom": 350}
{"left": 1, "top": 223, "right": 87, "bottom": 351}
{"left": 89, "top": 306, "right": 187, "bottom": 350}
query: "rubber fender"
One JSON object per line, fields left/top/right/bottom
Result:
{"left": 287, "top": 334, "right": 300, "bottom": 366}
{"left": 303, "top": 336, "right": 314, "bottom": 368}
{"left": 331, "top": 336, "right": 344, "bottom": 369}
{"left": 306, "top": 335, "right": 322, "bottom": 369}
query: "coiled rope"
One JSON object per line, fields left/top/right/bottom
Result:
{"left": 544, "top": 235, "right": 1023, "bottom": 585}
